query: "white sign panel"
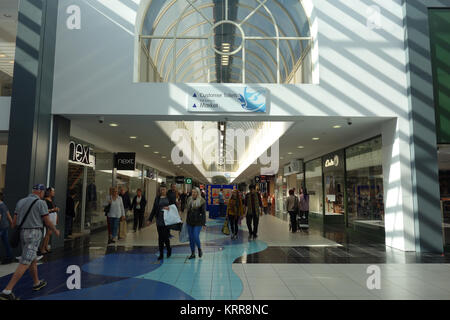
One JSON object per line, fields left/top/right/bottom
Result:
{"left": 187, "top": 86, "right": 268, "bottom": 113}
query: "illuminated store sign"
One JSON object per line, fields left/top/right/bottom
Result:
{"left": 325, "top": 155, "right": 340, "bottom": 168}
{"left": 69, "top": 141, "right": 94, "bottom": 167}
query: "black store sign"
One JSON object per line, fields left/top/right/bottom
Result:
{"left": 115, "top": 153, "right": 136, "bottom": 170}
{"left": 69, "top": 141, "right": 90, "bottom": 165}
{"left": 175, "top": 176, "right": 185, "bottom": 184}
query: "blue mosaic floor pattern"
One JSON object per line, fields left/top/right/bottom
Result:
{"left": 0, "top": 218, "right": 267, "bottom": 300}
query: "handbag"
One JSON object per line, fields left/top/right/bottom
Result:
{"left": 9, "top": 198, "right": 39, "bottom": 248}
{"left": 179, "top": 222, "right": 189, "bottom": 243}
{"left": 104, "top": 203, "right": 111, "bottom": 216}
{"left": 119, "top": 218, "right": 127, "bottom": 239}
{"left": 222, "top": 217, "right": 230, "bottom": 235}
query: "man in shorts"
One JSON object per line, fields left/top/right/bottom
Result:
{"left": 0, "top": 184, "right": 60, "bottom": 300}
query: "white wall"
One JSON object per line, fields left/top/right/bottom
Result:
{"left": 50, "top": 0, "right": 418, "bottom": 251}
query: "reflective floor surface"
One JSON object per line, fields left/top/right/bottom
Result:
{"left": 1, "top": 214, "right": 450, "bottom": 300}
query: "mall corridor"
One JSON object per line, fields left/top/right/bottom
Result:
{"left": 1, "top": 213, "right": 450, "bottom": 300}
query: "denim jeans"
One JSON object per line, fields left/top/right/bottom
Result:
{"left": 0, "top": 228, "right": 12, "bottom": 259}
{"left": 187, "top": 225, "right": 202, "bottom": 252}
{"left": 108, "top": 217, "right": 120, "bottom": 239}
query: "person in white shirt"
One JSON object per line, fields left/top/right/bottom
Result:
{"left": 107, "top": 187, "right": 125, "bottom": 244}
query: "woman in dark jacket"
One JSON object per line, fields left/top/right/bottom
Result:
{"left": 186, "top": 187, "right": 206, "bottom": 259}
{"left": 132, "top": 188, "right": 147, "bottom": 232}
{"left": 147, "top": 184, "right": 176, "bottom": 260}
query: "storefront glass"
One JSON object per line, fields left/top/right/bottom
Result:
{"left": 346, "top": 137, "right": 384, "bottom": 228}
{"left": 323, "top": 150, "right": 345, "bottom": 216}
{"left": 305, "top": 158, "right": 323, "bottom": 215}
{"left": 86, "top": 166, "right": 113, "bottom": 230}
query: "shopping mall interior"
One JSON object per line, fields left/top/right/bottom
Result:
{"left": 2, "top": 117, "right": 450, "bottom": 300}
{"left": 0, "top": 0, "right": 450, "bottom": 301}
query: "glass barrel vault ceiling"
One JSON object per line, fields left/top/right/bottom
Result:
{"left": 140, "top": 0, "right": 312, "bottom": 83}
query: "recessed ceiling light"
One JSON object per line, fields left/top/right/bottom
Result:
{"left": 154, "top": 151, "right": 159, "bottom": 154}
{"left": 9, "top": 61, "right": 14, "bottom": 64}
{"left": 288, "top": 152, "right": 293, "bottom": 155}
{"left": 129, "top": 136, "right": 137, "bottom": 139}
{"left": 297, "top": 146, "right": 304, "bottom": 149}
{"left": 109, "top": 123, "right": 119, "bottom": 127}
{"left": 333, "top": 125, "right": 341, "bottom": 129}
{"left": 0, "top": 54, "right": 5, "bottom": 58}
{"left": 144, "top": 145, "right": 150, "bottom": 148}
{"left": 280, "top": 157, "right": 284, "bottom": 160}
{"left": 168, "top": 160, "right": 172, "bottom": 163}
{"left": 312, "top": 137, "right": 320, "bottom": 141}
{"left": 161, "top": 156, "right": 167, "bottom": 159}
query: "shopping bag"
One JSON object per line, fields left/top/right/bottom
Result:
{"left": 163, "top": 204, "right": 182, "bottom": 226}
{"left": 222, "top": 218, "right": 230, "bottom": 235}
{"left": 179, "top": 222, "right": 189, "bottom": 243}
{"left": 119, "top": 219, "right": 127, "bottom": 239}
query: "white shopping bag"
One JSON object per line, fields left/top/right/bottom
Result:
{"left": 163, "top": 204, "right": 182, "bottom": 226}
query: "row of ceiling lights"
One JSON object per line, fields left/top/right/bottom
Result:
{"left": 109, "top": 122, "right": 193, "bottom": 177}
{"left": 280, "top": 125, "right": 342, "bottom": 159}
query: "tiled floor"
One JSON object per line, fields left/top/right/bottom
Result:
{"left": 1, "top": 212, "right": 450, "bottom": 300}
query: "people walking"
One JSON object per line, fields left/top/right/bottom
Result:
{"left": 0, "top": 192, "right": 13, "bottom": 265}
{"left": 226, "top": 189, "right": 244, "bottom": 240}
{"left": 39, "top": 187, "right": 59, "bottom": 255}
{"left": 186, "top": 188, "right": 206, "bottom": 259}
{"left": 286, "top": 189, "right": 299, "bottom": 233}
{"left": 180, "top": 191, "right": 187, "bottom": 213}
{"left": 132, "top": 188, "right": 147, "bottom": 232}
{"left": 299, "top": 187, "right": 310, "bottom": 231}
{"left": 107, "top": 187, "right": 125, "bottom": 244}
{"left": 65, "top": 189, "right": 76, "bottom": 239}
{"left": 147, "top": 184, "right": 175, "bottom": 261}
{"left": 244, "top": 185, "right": 262, "bottom": 241}
{"left": 0, "top": 184, "right": 60, "bottom": 300}
{"left": 262, "top": 192, "right": 269, "bottom": 215}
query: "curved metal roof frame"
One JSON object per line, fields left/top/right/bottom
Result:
{"left": 140, "top": 0, "right": 312, "bottom": 84}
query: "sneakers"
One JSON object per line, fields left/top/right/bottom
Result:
{"left": 32, "top": 280, "right": 47, "bottom": 291}
{"left": 188, "top": 252, "right": 195, "bottom": 260}
{"left": 0, "top": 292, "right": 18, "bottom": 300}
{"left": 198, "top": 248, "right": 203, "bottom": 258}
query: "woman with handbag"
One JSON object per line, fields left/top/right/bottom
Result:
{"left": 226, "top": 189, "right": 244, "bottom": 240}
{"left": 106, "top": 187, "right": 125, "bottom": 244}
{"left": 186, "top": 188, "right": 206, "bottom": 259}
{"left": 147, "top": 184, "right": 175, "bottom": 261}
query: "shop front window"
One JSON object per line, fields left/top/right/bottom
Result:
{"left": 305, "top": 158, "right": 323, "bottom": 215}
{"left": 323, "top": 151, "right": 345, "bottom": 216}
{"left": 116, "top": 165, "right": 144, "bottom": 215}
{"left": 86, "top": 167, "right": 113, "bottom": 230}
{"left": 346, "top": 137, "right": 384, "bottom": 228}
